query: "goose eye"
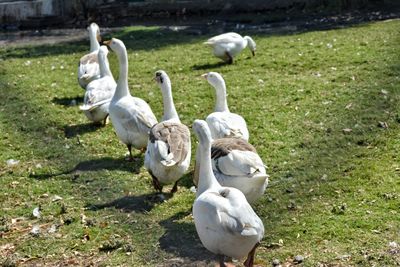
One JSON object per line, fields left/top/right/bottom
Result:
{"left": 219, "top": 188, "right": 230, "bottom": 198}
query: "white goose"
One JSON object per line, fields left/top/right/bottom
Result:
{"left": 204, "top": 32, "right": 256, "bottom": 64}
{"left": 203, "top": 72, "right": 249, "bottom": 141}
{"left": 144, "top": 70, "right": 191, "bottom": 193}
{"left": 79, "top": 45, "right": 116, "bottom": 125}
{"left": 77, "top": 23, "right": 107, "bottom": 89}
{"left": 192, "top": 120, "right": 264, "bottom": 267}
{"left": 104, "top": 38, "right": 158, "bottom": 161}
{"left": 193, "top": 136, "right": 268, "bottom": 203}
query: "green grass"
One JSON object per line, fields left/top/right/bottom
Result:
{"left": 0, "top": 20, "right": 399, "bottom": 266}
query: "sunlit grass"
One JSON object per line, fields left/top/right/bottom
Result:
{"left": 0, "top": 19, "right": 399, "bottom": 266}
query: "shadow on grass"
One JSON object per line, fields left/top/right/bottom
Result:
{"left": 86, "top": 192, "right": 173, "bottom": 213}
{"left": 30, "top": 156, "right": 143, "bottom": 179}
{"left": 158, "top": 210, "right": 216, "bottom": 264}
{"left": 52, "top": 96, "right": 84, "bottom": 107}
{"left": 191, "top": 61, "right": 228, "bottom": 70}
{"left": 64, "top": 122, "right": 105, "bottom": 138}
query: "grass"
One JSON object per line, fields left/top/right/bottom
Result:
{"left": 0, "top": 19, "right": 399, "bottom": 266}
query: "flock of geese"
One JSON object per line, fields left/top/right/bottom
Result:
{"left": 77, "top": 23, "right": 266, "bottom": 267}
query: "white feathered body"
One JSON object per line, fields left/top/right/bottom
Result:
{"left": 81, "top": 76, "right": 116, "bottom": 122}
{"left": 206, "top": 111, "right": 249, "bottom": 141}
{"left": 193, "top": 186, "right": 264, "bottom": 260}
{"left": 109, "top": 96, "right": 157, "bottom": 149}
{"left": 78, "top": 51, "right": 101, "bottom": 89}
{"left": 205, "top": 32, "right": 247, "bottom": 60}
{"left": 144, "top": 121, "right": 191, "bottom": 185}
{"left": 213, "top": 149, "right": 268, "bottom": 203}
{"left": 145, "top": 140, "right": 191, "bottom": 185}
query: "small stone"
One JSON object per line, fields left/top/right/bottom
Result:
{"left": 189, "top": 186, "right": 197, "bottom": 193}
{"left": 389, "top": 241, "right": 398, "bottom": 248}
{"left": 342, "top": 128, "right": 352, "bottom": 133}
{"left": 52, "top": 195, "right": 63, "bottom": 202}
{"left": 48, "top": 224, "right": 57, "bottom": 233}
{"left": 294, "top": 255, "right": 304, "bottom": 263}
{"left": 30, "top": 225, "right": 40, "bottom": 236}
{"left": 272, "top": 259, "right": 280, "bottom": 266}
{"left": 377, "top": 121, "right": 388, "bottom": 129}
{"left": 6, "top": 159, "right": 20, "bottom": 167}
{"left": 70, "top": 100, "right": 77, "bottom": 106}
{"left": 32, "top": 207, "right": 41, "bottom": 218}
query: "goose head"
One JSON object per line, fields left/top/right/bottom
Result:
{"left": 201, "top": 72, "right": 226, "bottom": 90}
{"left": 154, "top": 70, "right": 171, "bottom": 88}
{"left": 193, "top": 119, "right": 213, "bottom": 147}
{"left": 103, "top": 38, "right": 126, "bottom": 56}
{"left": 88, "top": 22, "right": 101, "bottom": 42}
{"left": 244, "top": 36, "right": 256, "bottom": 56}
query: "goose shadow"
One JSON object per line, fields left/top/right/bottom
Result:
{"left": 64, "top": 122, "right": 106, "bottom": 138}
{"left": 30, "top": 156, "right": 143, "bottom": 180}
{"left": 86, "top": 192, "right": 173, "bottom": 214}
{"left": 191, "top": 61, "right": 228, "bottom": 70}
{"left": 52, "top": 96, "right": 84, "bottom": 107}
{"left": 158, "top": 210, "right": 217, "bottom": 265}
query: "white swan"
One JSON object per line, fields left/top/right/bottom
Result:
{"left": 203, "top": 72, "right": 249, "bottom": 141}
{"left": 77, "top": 23, "right": 109, "bottom": 89}
{"left": 104, "top": 38, "right": 158, "bottom": 161}
{"left": 193, "top": 136, "right": 268, "bottom": 203}
{"left": 144, "top": 70, "right": 191, "bottom": 193}
{"left": 204, "top": 32, "right": 256, "bottom": 64}
{"left": 192, "top": 120, "right": 264, "bottom": 267}
{"left": 79, "top": 45, "right": 116, "bottom": 125}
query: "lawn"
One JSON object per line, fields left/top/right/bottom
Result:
{"left": 0, "top": 18, "right": 399, "bottom": 266}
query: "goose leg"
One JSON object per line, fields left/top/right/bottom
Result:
{"left": 126, "top": 144, "right": 133, "bottom": 161}
{"left": 102, "top": 114, "right": 109, "bottom": 126}
{"left": 170, "top": 180, "right": 179, "bottom": 194}
{"left": 218, "top": 255, "right": 227, "bottom": 267}
{"left": 150, "top": 172, "right": 163, "bottom": 192}
{"left": 243, "top": 242, "right": 260, "bottom": 267}
{"left": 225, "top": 52, "right": 233, "bottom": 64}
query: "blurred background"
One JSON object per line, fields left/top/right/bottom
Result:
{"left": 1, "top": 0, "right": 400, "bottom": 30}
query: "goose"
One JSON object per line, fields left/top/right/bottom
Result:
{"left": 144, "top": 70, "right": 191, "bottom": 193}
{"left": 104, "top": 38, "right": 158, "bottom": 161}
{"left": 204, "top": 32, "right": 256, "bottom": 64}
{"left": 79, "top": 45, "right": 116, "bottom": 125}
{"left": 193, "top": 136, "right": 268, "bottom": 203}
{"left": 192, "top": 120, "right": 264, "bottom": 267}
{"left": 77, "top": 23, "right": 109, "bottom": 89}
{"left": 203, "top": 72, "right": 249, "bottom": 141}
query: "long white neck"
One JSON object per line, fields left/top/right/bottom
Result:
{"left": 213, "top": 81, "right": 229, "bottom": 112}
{"left": 113, "top": 47, "right": 130, "bottom": 100}
{"left": 89, "top": 28, "right": 100, "bottom": 52}
{"left": 160, "top": 78, "right": 179, "bottom": 122}
{"left": 243, "top": 36, "right": 249, "bottom": 49}
{"left": 197, "top": 134, "right": 220, "bottom": 196}
{"left": 98, "top": 53, "right": 112, "bottom": 78}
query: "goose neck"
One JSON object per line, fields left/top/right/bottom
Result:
{"left": 197, "top": 139, "right": 220, "bottom": 195}
{"left": 113, "top": 48, "right": 130, "bottom": 99}
{"left": 89, "top": 29, "right": 100, "bottom": 52}
{"left": 161, "top": 79, "right": 179, "bottom": 122}
{"left": 214, "top": 82, "right": 229, "bottom": 112}
{"left": 98, "top": 54, "right": 113, "bottom": 78}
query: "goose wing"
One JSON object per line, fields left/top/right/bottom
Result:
{"left": 113, "top": 97, "right": 158, "bottom": 134}
{"left": 149, "top": 121, "right": 190, "bottom": 166}
{"left": 206, "top": 112, "right": 249, "bottom": 140}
